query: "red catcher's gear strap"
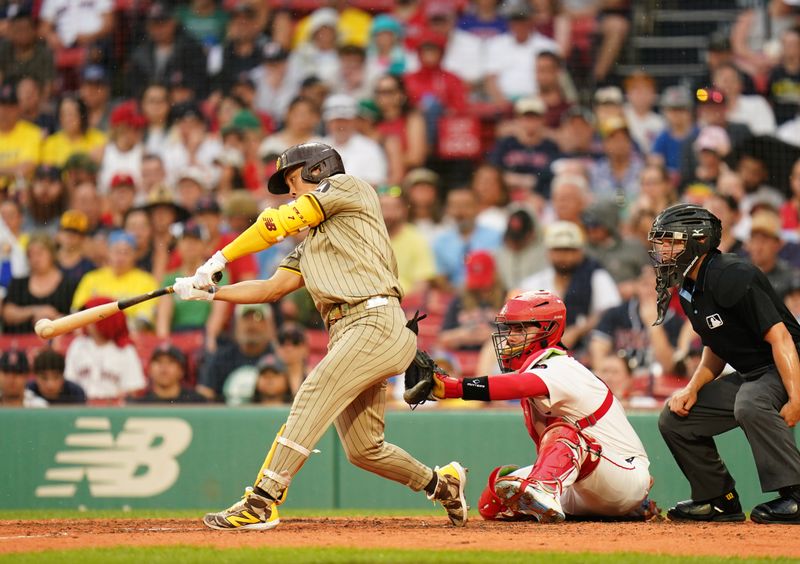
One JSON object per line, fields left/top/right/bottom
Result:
{"left": 574, "top": 388, "right": 614, "bottom": 431}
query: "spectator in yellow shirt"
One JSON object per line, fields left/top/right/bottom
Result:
{"left": 0, "top": 82, "right": 42, "bottom": 190}
{"left": 42, "top": 95, "right": 106, "bottom": 167}
{"left": 72, "top": 230, "right": 158, "bottom": 330}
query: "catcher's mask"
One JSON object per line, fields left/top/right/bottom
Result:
{"left": 492, "top": 290, "right": 566, "bottom": 373}
{"left": 648, "top": 203, "right": 721, "bottom": 325}
{"left": 268, "top": 142, "right": 345, "bottom": 195}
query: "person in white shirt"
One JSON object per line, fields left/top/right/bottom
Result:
{"left": 622, "top": 72, "right": 665, "bottom": 153}
{"left": 777, "top": 113, "right": 800, "bottom": 148}
{"left": 485, "top": 1, "right": 560, "bottom": 104}
{"left": 253, "top": 42, "right": 303, "bottom": 125}
{"left": 321, "top": 94, "right": 387, "bottom": 186}
{"left": 713, "top": 62, "right": 776, "bottom": 136}
{"left": 64, "top": 297, "right": 146, "bottom": 402}
{"left": 40, "top": 0, "right": 113, "bottom": 50}
{"left": 98, "top": 101, "right": 146, "bottom": 194}
{"left": 161, "top": 102, "right": 221, "bottom": 186}
{"left": 520, "top": 221, "right": 621, "bottom": 351}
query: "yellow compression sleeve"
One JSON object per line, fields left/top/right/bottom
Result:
{"left": 220, "top": 194, "right": 324, "bottom": 261}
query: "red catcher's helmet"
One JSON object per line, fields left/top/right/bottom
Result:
{"left": 492, "top": 290, "right": 566, "bottom": 372}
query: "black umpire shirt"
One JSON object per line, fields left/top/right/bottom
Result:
{"left": 678, "top": 250, "right": 800, "bottom": 375}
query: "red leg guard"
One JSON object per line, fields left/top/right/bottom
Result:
{"left": 478, "top": 465, "right": 518, "bottom": 520}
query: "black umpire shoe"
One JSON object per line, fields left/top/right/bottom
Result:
{"left": 751, "top": 487, "right": 800, "bottom": 524}
{"left": 667, "top": 491, "right": 746, "bottom": 522}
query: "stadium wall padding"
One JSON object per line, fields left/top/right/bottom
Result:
{"left": 1, "top": 407, "right": 796, "bottom": 511}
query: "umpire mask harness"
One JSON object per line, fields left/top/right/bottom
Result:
{"left": 648, "top": 203, "right": 721, "bottom": 325}
{"left": 268, "top": 142, "right": 345, "bottom": 195}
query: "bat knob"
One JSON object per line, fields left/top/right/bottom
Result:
{"left": 211, "top": 271, "right": 223, "bottom": 284}
{"left": 35, "top": 318, "right": 56, "bottom": 339}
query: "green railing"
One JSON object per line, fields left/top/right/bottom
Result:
{"left": 1, "top": 407, "right": 795, "bottom": 511}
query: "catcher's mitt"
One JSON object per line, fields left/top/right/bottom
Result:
{"left": 403, "top": 349, "right": 447, "bottom": 408}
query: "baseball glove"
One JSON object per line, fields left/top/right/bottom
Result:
{"left": 403, "top": 349, "right": 448, "bottom": 408}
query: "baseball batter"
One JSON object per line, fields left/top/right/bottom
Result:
{"left": 174, "top": 142, "right": 468, "bottom": 530}
{"left": 409, "top": 290, "right": 655, "bottom": 522}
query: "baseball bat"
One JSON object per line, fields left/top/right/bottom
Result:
{"left": 34, "top": 271, "right": 222, "bottom": 340}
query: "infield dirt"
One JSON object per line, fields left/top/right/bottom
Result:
{"left": 1, "top": 517, "right": 799, "bottom": 558}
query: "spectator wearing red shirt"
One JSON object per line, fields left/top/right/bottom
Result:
{"left": 404, "top": 30, "right": 469, "bottom": 114}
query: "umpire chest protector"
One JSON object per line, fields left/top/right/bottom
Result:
{"left": 679, "top": 250, "right": 800, "bottom": 375}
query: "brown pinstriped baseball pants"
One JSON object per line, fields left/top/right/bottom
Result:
{"left": 258, "top": 300, "right": 433, "bottom": 499}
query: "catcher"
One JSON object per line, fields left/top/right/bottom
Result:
{"left": 405, "top": 290, "right": 657, "bottom": 522}
{"left": 174, "top": 142, "right": 467, "bottom": 530}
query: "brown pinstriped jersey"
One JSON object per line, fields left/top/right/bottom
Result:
{"left": 279, "top": 174, "right": 403, "bottom": 319}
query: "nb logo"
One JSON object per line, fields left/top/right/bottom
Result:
{"left": 36, "top": 417, "right": 192, "bottom": 498}
{"left": 706, "top": 314, "right": 724, "bottom": 329}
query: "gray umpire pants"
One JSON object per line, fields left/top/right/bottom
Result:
{"left": 659, "top": 368, "right": 800, "bottom": 501}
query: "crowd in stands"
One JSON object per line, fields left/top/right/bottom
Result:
{"left": 1, "top": 0, "right": 800, "bottom": 410}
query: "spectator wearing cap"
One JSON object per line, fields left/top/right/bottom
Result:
{"left": 592, "top": 85, "right": 625, "bottom": 124}
{"left": 403, "top": 167, "right": 444, "bottom": 241}
{"left": 520, "top": 220, "right": 621, "bottom": 353}
{"left": 28, "top": 349, "right": 85, "bottom": 404}
{"left": 72, "top": 230, "right": 159, "bottom": 327}
{"left": 175, "top": 0, "right": 229, "bottom": 49}
{"left": 678, "top": 86, "right": 751, "bottom": 185}
{"left": 0, "top": 199, "right": 30, "bottom": 294}
{"left": 767, "top": 27, "right": 800, "bottom": 126}
{"left": 555, "top": 105, "right": 603, "bottom": 166}
{"left": 404, "top": 28, "right": 469, "bottom": 120}
{"left": 589, "top": 115, "right": 644, "bottom": 205}
{"left": 651, "top": 86, "right": 698, "bottom": 177}
{"left": 713, "top": 62, "right": 776, "bottom": 136}
{"left": 0, "top": 349, "right": 46, "bottom": 407}
{"left": 156, "top": 221, "right": 229, "bottom": 348}
{"left": 55, "top": 209, "right": 95, "bottom": 282}
{"left": 125, "top": 2, "right": 208, "bottom": 99}
{"left": 0, "top": 5, "right": 55, "bottom": 92}
{"left": 484, "top": 0, "right": 559, "bottom": 104}
{"left": 251, "top": 353, "right": 293, "bottom": 406}
{"left": 64, "top": 296, "right": 146, "bottom": 402}
{"left": 293, "top": 0, "right": 372, "bottom": 51}
{"left": 221, "top": 110, "right": 266, "bottom": 195}
{"left": 130, "top": 343, "right": 207, "bottom": 404}
{"left": 622, "top": 72, "right": 665, "bottom": 154}
{"left": 2, "top": 231, "right": 77, "bottom": 333}
{"left": 288, "top": 8, "right": 342, "bottom": 90}
{"left": 439, "top": 250, "right": 506, "bottom": 351}
{"left": 379, "top": 185, "right": 436, "bottom": 297}
{"left": 215, "top": 3, "right": 267, "bottom": 93}
{"left": 489, "top": 95, "right": 562, "bottom": 201}
{"left": 322, "top": 93, "right": 388, "bottom": 186}
{"left": 98, "top": 101, "right": 146, "bottom": 194}
{"left": 162, "top": 102, "right": 222, "bottom": 185}
{"left": 259, "top": 96, "right": 324, "bottom": 174}
{"left": 142, "top": 185, "right": 190, "bottom": 281}
{"left": 276, "top": 323, "right": 310, "bottom": 396}
{"left": 42, "top": 95, "right": 107, "bottom": 167}
{"left": 22, "top": 164, "right": 68, "bottom": 235}
{"left": 582, "top": 198, "right": 649, "bottom": 299}
{"left": 535, "top": 51, "right": 574, "bottom": 131}
{"left": 589, "top": 265, "right": 688, "bottom": 384}
{"left": 78, "top": 65, "right": 111, "bottom": 131}
{"left": 433, "top": 187, "right": 502, "bottom": 289}
{"left": 365, "top": 15, "right": 411, "bottom": 85}
{"left": 251, "top": 41, "right": 301, "bottom": 125}
{"left": 198, "top": 303, "right": 276, "bottom": 401}
{"left": 746, "top": 209, "right": 797, "bottom": 298}
{"left": 0, "top": 81, "right": 42, "bottom": 183}
{"left": 140, "top": 85, "right": 171, "bottom": 157}
{"left": 104, "top": 174, "right": 137, "bottom": 228}
{"left": 685, "top": 125, "right": 731, "bottom": 192}
{"left": 61, "top": 152, "right": 97, "bottom": 193}
{"left": 16, "top": 76, "right": 57, "bottom": 135}
{"left": 495, "top": 206, "right": 547, "bottom": 289}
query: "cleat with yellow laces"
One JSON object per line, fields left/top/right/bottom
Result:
{"left": 203, "top": 487, "right": 280, "bottom": 531}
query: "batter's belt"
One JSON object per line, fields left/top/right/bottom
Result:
{"left": 326, "top": 296, "right": 398, "bottom": 327}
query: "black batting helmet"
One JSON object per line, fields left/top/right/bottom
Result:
{"left": 648, "top": 203, "right": 721, "bottom": 324}
{"left": 267, "top": 142, "right": 345, "bottom": 195}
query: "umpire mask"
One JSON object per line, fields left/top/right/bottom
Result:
{"left": 648, "top": 203, "right": 721, "bottom": 325}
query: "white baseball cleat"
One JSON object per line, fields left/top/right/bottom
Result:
{"left": 495, "top": 478, "right": 565, "bottom": 523}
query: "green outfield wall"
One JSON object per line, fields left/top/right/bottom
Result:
{"left": 1, "top": 407, "right": 797, "bottom": 511}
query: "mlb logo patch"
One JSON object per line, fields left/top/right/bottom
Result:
{"left": 706, "top": 314, "right": 724, "bottom": 329}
